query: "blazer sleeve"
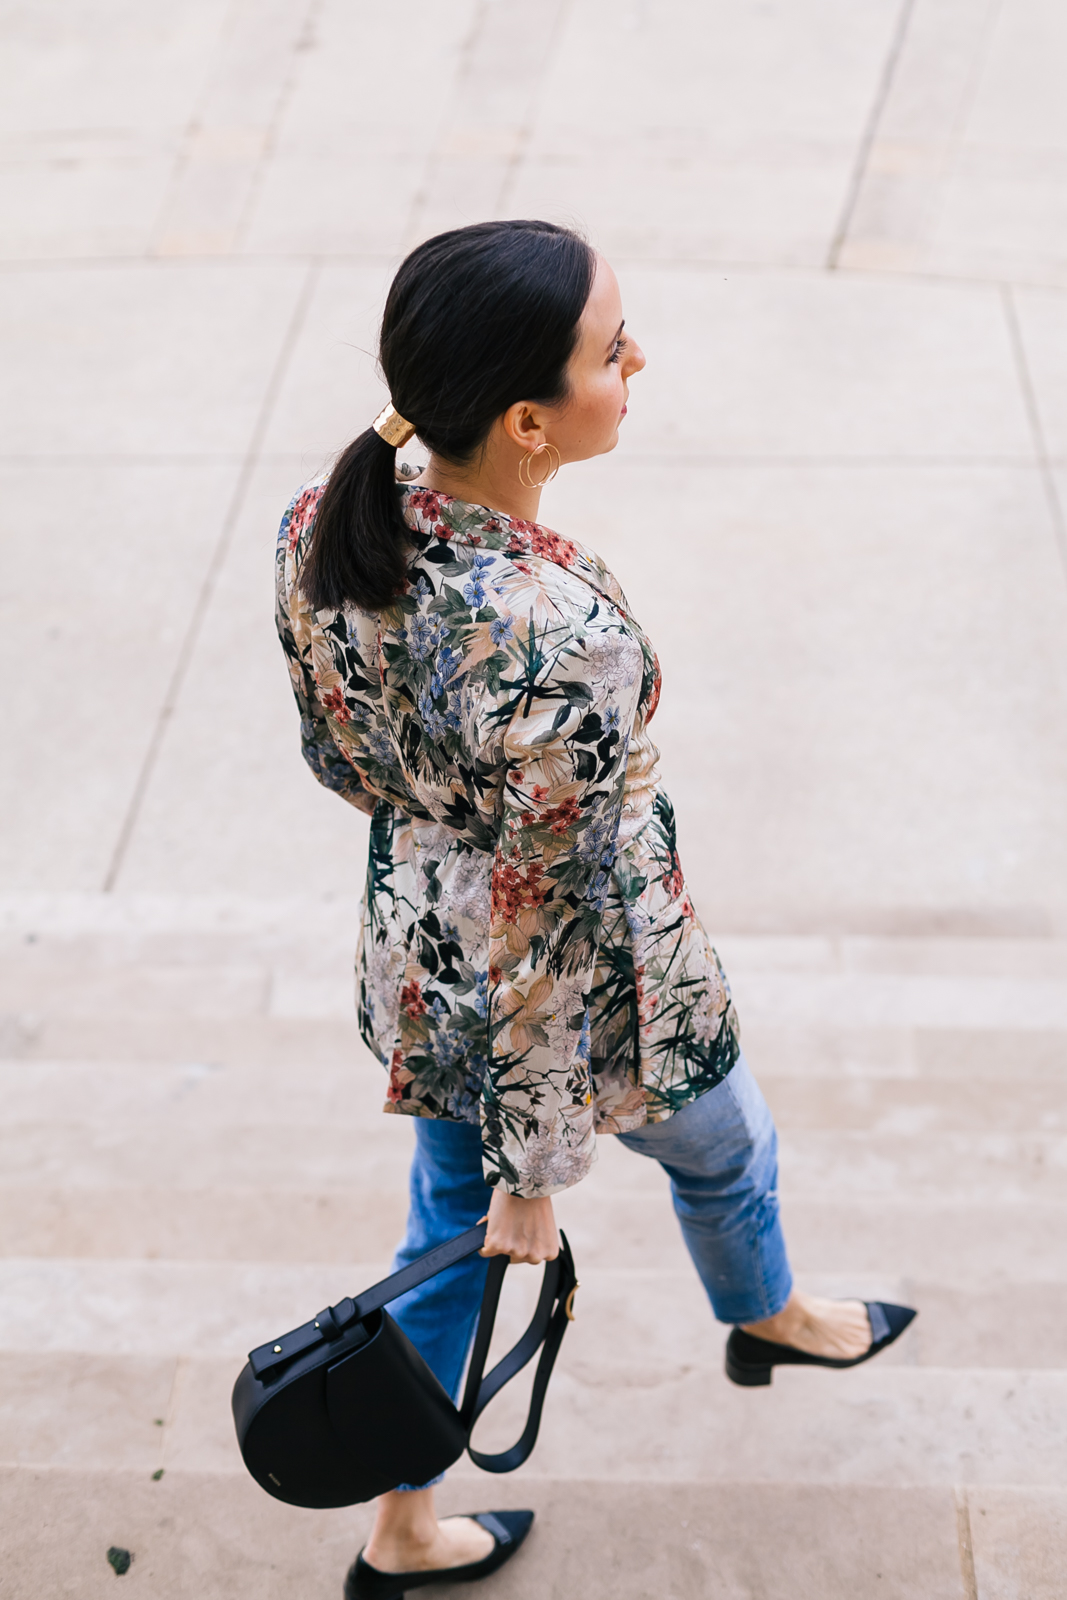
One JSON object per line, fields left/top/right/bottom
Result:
{"left": 482, "top": 620, "right": 645, "bottom": 1197}
{"left": 275, "top": 494, "right": 378, "bottom": 816}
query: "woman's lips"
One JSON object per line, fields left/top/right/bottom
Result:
{"left": 620, "top": 405, "right": 628, "bottom": 417}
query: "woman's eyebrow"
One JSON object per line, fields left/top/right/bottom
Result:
{"left": 606, "top": 320, "right": 625, "bottom": 352}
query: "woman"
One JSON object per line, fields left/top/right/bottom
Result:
{"left": 276, "top": 220, "right": 915, "bottom": 1599}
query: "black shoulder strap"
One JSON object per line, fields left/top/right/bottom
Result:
{"left": 248, "top": 1223, "right": 488, "bottom": 1378}
{"left": 459, "top": 1233, "right": 578, "bottom": 1474}
{"left": 351, "top": 1223, "right": 489, "bottom": 1319}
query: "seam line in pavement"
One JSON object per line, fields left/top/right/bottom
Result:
{"left": 231, "top": 0, "right": 323, "bottom": 254}
{"left": 400, "top": 0, "right": 493, "bottom": 248}
{"left": 954, "top": 1486, "right": 979, "bottom": 1600}
{"left": 146, "top": 0, "right": 240, "bottom": 257}
{"left": 101, "top": 259, "right": 320, "bottom": 894}
{"left": 1001, "top": 283, "right": 1067, "bottom": 592}
{"left": 494, "top": 0, "right": 574, "bottom": 215}
{"left": 826, "top": 0, "right": 917, "bottom": 272}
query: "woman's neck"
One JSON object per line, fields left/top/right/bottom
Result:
{"left": 414, "top": 451, "right": 544, "bottom": 525}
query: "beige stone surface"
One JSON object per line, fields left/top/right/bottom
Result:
{"left": 554, "top": 460, "right": 1067, "bottom": 932}
{"left": 1013, "top": 288, "right": 1067, "bottom": 458}
{"left": 0, "top": 460, "right": 239, "bottom": 891}
{"left": 0, "top": 262, "right": 306, "bottom": 457}
{"left": 241, "top": 0, "right": 479, "bottom": 258}
{"left": 511, "top": 0, "right": 904, "bottom": 267}
{"left": 112, "top": 458, "right": 372, "bottom": 898}
{"left": 0, "top": 1354, "right": 176, "bottom": 1472}
{"left": 839, "top": 0, "right": 1067, "bottom": 288}
{"left": 0, "top": 1470, "right": 968, "bottom": 1600}
{"left": 0, "top": 1, "right": 229, "bottom": 261}
{"left": 593, "top": 270, "right": 1032, "bottom": 459}
{"left": 967, "top": 1486, "right": 1067, "bottom": 1600}
{"left": 4, "top": 0, "right": 1067, "bottom": 1593}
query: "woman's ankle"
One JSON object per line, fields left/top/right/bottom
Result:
{"left": 741, "top": 1290, "right": 802, "bottom": 1343}
{"left": 364, "top": 1506, "right": 495, "bottom": 1575}
{"left": 365, "top": 1488, "right": 439, "bottom": 1569}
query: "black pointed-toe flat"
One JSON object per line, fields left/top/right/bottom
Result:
{"left": 725, "top": 1301, "right": 917, "bottom": 1387}
{"left": 344, "top": 1510, "right": 534, "bottom": 1600}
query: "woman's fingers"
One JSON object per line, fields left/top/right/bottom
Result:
{"left": 480, "top": 1240, "right": 560, "bottom": 1264}
{"left": 480, "top": 1189, "right": 560, "bottom": 1263}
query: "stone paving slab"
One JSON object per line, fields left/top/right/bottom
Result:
{"left": 481, "top": 1366, "right": 1067, "bottom": 1490}
{"left": 566, "top": 1190, "right": 1067, "bottom": 1282}
{"left": 5, "top": 1173, "right": 1067, "bottom": 1288}
{"left": 967, "top": 1485, "right": 1067, "bottom": 1600}
{"left": 0, "top": 1354, "right": 178, "bottom": 1474}
{"left": 0, "top": 1255, "right": 899, "bottom": 1366}
{"left": 152, "top": 0, "right": 317, "bottom": 259}
{"left": 7, "top": 922, "right": 1067, "bottom": 1028}
{"left": 907, "top": 2, "right": 1067, "bottom": 287}
{"left": 111, "top": 457, "right": 371, "bottom": 900}
{"left": 509, "top": 0, "right": 904, "bottom": 268}
{"left": 602, "top": 270, "right": 1033, "bottom": 460}
{"left": 11, "top": 1331, "right": 1059, "bottom": 1492}
{"left": 1014, "top": 288, "right": 1067, "bottom": 456}
{"left": 0, "top": 460, "right": 241, "bottom": 891}
{"left": 0, "top": 1, "right": 229, "bottom": 261}
{"left": 1, "top": 1043, "right": 1064, "bottom": 1122}
{"left": 11, "top": 893, "right": 1067, "bottom": 973}
{"left": 4, "top": 1050, "right": 1063, "bottom": 1133}
{"left": 10, "top": 1167, "right": 1067, "bottom": 1287}
{"left": 0, "top": 262, "right": 307, "bottom": 458}
{"left": 554, "top": 458, "right": 1067, "bottom": 932}
{"left": 7, "top": 1115, "right": 1067, "bottom": 1203}
{"left": 0, "top": 1187, "right": 406, "bottom": 1264}
{"left": 0, "top": 1469, "right": 969, "bottom": 1600}
{"left": 240, "top": 0, "right": 476, "bottom": 259}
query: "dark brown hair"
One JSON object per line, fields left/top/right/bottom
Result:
{"left": 300, "top": 220, "right": 595, "bottom": 612}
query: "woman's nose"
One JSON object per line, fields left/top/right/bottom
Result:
{"left": 626, "top": 341, "right": 647, "bottom": 376}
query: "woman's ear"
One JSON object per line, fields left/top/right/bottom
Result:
{"left": 500, "top": 400, "right": 547, "bottom": 454}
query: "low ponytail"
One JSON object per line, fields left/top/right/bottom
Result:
{"left": 299, "top": 220, "right": 595, "bottom": 615}
{"left": 299, "top": 427, "right": 410, "bottom": 613}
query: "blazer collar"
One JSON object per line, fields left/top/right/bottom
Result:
{"left": 399, "top": 485, "right": 631, "bottom": 615}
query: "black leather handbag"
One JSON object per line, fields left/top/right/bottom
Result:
{"left": 232, "top": 1224, "right": 577, "bottom": 1509}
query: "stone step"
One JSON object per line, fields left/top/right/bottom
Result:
{"left": 8, "top": 1181, "right": 1067, "bottom": 1304}
{"left": 4, "top": 1337, "right": 1065, "bottom": 1490}
{"left": 6, "top": 1117, "right": 1067, "bottom": 1203}
{"left": 4, "top": 898, "right": 1067, "bottom": 1028}
{"left": 0, "top": 1187, "right": 407, "bottom": 1263}
{"left": 745, "top": 1023, "right": 1067, "bottom": 1081}
{"left": 0, "top": 1466, "right": 995, "bottom": 1600}
{"left": 0, "top": 1259, "right": 885, "bottom": 1361}
{"left": 4, "top": 896, "right": 1065, "bottom": 1598}
{"left": 2, "top": 1013, "right": 364, "bottom": 1069}
{"left": 6, "top": 894, "right": 1067, "bottom": 970}
{"left": 2, "top": 1250, "right": 1064, "bottom": 1381}
{"left": 5, "top": 1051, "right": 1066, "bottom": 1131}
{"left": 563, "top": 1189, "right": 1067, "bottom": 1280}
{"left": 764, "top": 1075, "right": 1067, "bottom": 1132}
{"left": 6, "top": 955, "right": 1067, "bottom": 1031}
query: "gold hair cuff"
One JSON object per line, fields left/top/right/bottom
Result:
{"left": 372, "top": 403, "right": 417, "bottom": 448}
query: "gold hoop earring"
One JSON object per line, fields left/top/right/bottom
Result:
{"left": 518, "top": 442, "right": 561, "bottom": 489}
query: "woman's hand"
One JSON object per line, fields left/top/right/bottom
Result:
{"left": 480, "top": 1187, "right": 559, "bottom": 1265}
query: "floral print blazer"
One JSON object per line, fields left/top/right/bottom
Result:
{"left": 276, "top": 481, "right": 739, "bottom": 1198}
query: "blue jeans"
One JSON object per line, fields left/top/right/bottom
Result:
{"left": 387, "top": 1054, "right": 792, "bottom": 1487}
